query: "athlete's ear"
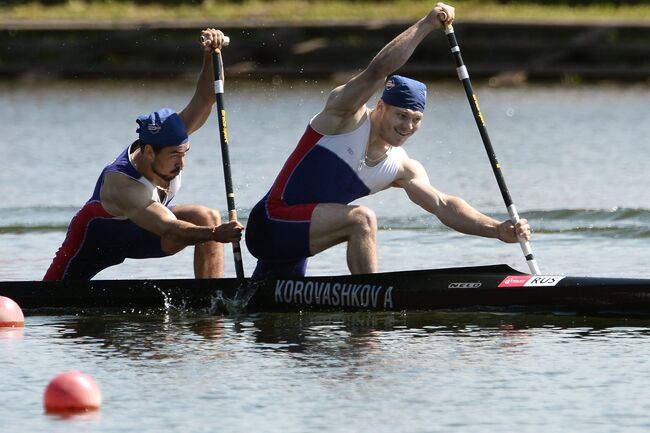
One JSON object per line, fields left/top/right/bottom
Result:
{"left": 142, "top": 143, "right": 156, "bottom": 160}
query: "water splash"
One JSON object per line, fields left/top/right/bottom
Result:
{"left": 146, "top": 281, "right": 187, "bottom": 315}
{"left": 213, "top": 281, "right": 262, "bottom": 315}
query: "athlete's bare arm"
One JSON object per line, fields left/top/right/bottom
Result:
{"left": 178, "top": 28, "right": 228, "bottom": 136}
{"left": 100, "top": 172, "right": 242, "bottom": 244}
{"left": 393, "top": 158, "right": 531, "bottom": 243}
{"left": 311, "top": 2, "right": 455, "bottom": 136}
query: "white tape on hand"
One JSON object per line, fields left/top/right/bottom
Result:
{"left": 200, "top": 35, "right": 230, "bottom": 47}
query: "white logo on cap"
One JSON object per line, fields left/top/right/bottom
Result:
{"left": 385, "top": 78, "right": 395, "bottom": 90}
{"left": 147, "top": 123, "right": 162, "bottom": 134}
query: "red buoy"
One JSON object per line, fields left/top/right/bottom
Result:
{"left": 0, "top": 296, "right": 24, "bottom": 328}
{"left": 43, "top": 371, "right": 102, "bottom": 413}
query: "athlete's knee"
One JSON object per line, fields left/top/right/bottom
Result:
{"left": 202, "top": 207, "right": 221, "bottom": 226}
{"left": 175, "top": 205, "right": 221, "bottom": 226}
{"left": 349, "top": 206, "right": 377, "bottom": 234}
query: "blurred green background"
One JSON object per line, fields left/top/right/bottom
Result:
{"left": 1, "top": 0, "right": 649, "bottom": 23}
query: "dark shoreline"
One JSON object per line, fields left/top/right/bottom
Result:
{"left": 1, "top": 20, "right": 649, "bottom": 82}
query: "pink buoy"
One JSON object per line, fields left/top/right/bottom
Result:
{"left": 43, "top": 371, "right": 102, "bottom": 413}
{"left": 0, "top": 296, "right": 24, "bottom": 328}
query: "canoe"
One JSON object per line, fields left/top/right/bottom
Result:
{"left": 1, "top": 264, "right": 650, "bottom": 316}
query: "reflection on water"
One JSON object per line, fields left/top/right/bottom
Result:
{"left": 0, "top": 326, "right": 24, "bottom": 340}
{"left": 44, "top": 311, "right": 650, "bottom": 363}
{"left": 5, "top": 311, "right": 650, "bottom": 433}
{"left": 45, "top": 410, "right": 102, "bottom": 423}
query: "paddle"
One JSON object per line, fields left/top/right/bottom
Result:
{"left": 209, "top": 36, "right": 246, "bottom": 283}
{"left": 439, "top": 17, "right": 541, "bottom": 275}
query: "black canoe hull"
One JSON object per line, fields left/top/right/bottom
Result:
{"left": 1, "top": 264, "right": 650, "bottom": 316}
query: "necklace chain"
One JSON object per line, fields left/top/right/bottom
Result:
{"left": 358, "top": 145, "right": 390, "bottom": 170}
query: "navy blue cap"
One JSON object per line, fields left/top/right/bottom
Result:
{"left": 136, "top": 108, "right": 188, "bottom": 148}
{"left": 380, "top": 75, "right": 427, "bottom": 113}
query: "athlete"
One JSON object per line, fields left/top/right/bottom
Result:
{"left": 44, "top": 28, "right": 244, "bottom": 281}
{"left": 245, "top": 3, "right": 532, "bottom": 278}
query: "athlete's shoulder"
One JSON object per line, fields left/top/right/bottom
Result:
{"left": 394, "top": 154, "right": 427, "bottom": 181}
{"left": 310, "top": 105, "right": 369, "bottom": 136}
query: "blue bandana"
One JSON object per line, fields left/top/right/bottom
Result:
{"left": 380, "top": 75, "right": 427, "bottom": 113}
{"left": 136, "top": 108, "right": 188, "bottom": 148}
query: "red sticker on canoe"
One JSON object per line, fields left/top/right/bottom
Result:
{"left": 498, "top": 275, "right": 532, "bottom": 287}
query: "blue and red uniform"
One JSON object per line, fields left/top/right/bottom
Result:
{"left": 245, "top": 113, "right": 406, "bottom": 278}
{"left": 44, "top": 143, "right": 181, "bottom": 281}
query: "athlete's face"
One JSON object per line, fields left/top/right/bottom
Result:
{"left": 151, "top": 143, "right": 190, "bottom": 182}
{"left": 377, "top": 101, "right": 423, "bottom": 147}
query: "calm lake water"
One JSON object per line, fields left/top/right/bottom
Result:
{"left": 1, "top": 78, "right": 649, "bottom": 432}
